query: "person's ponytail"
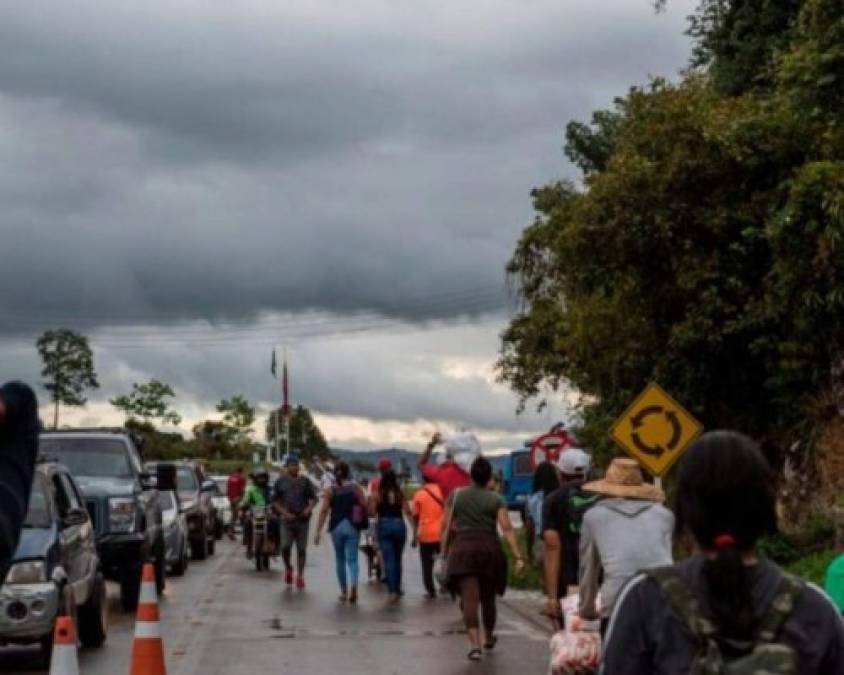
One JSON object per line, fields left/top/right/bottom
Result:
{"left": 702, "top": 535, "right": 755, "bottom": 640}
{"left": 675, "top": 432, "right": 778, "bottom": 642}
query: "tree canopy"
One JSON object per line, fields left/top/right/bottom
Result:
{"left": 36, "top": 329, "right": 99, "bottom": 428}
{"left": 216, "top": 395, "right": 256, "bottom": 444}
{"left": 500, "top": 0, "right": 844, "bottom": 467}
{"left": 111, "top": 379, "right": 182, "bottom": 427}
{"left": 266, "top": 404, "right": 331, "bottom": 460}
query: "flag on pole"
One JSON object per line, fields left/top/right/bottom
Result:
{"left": 282, "top": 351, "right": 291, "bottom": 418}
{"left": 271, "top": 349, "right": 277, "bottom": 378}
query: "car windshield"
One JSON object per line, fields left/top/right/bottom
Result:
{"left": 158, "top": 491, "right": 176, "bottom": 511}
{"left": 40, "top": 438, "right": 133, "bottom": 479}
{"left": 177, "top": 467, "right": 198, "bottom": 491}
{"left": 24, "top": 477, "right": 51, "bottom": 528}
{"left": 513, "top": 453, "right": 533, "bottom": 476}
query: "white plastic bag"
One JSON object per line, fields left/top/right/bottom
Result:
{"left": 442, "top": 432, "right": 481, "bottom": 474}
{"left": 549, "top": 594, "right": 601, "bottom": 675}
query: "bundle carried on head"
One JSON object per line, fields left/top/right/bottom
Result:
{"left": 442, "top": 432, "right": 482, "bottom": 474}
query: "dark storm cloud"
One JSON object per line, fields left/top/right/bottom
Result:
{"left": 0, "top": 1, "right": 695, "bottom": 335}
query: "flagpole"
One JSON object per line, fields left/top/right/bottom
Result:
{"left": 274, "top": 409, "right": 280, "bottom": 465}
{"left": 284, "top": 347, "right": 291, "bottom": 457}
{"left": 271, "top": 348, "right": 281, "bottom": 465}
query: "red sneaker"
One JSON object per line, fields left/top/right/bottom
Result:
{"left": 284, "top": 570, "right": 293, "bottom": 586}
{"left": 296, "top": 576, "right": 306, "bottom": 589}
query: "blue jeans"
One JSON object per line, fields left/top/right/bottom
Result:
{"left": 330, "top": 519, "right": 360, "bottom": 593}
{"left": 377, "top": 517, "right": 406, "bottom": 594}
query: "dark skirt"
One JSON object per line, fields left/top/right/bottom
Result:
{"left": 446, "top": 529, "right": 509, "bottom": 597}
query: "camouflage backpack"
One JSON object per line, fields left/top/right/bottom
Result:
{"left": 646, "top": 567, "right": 803, "bottom": 675}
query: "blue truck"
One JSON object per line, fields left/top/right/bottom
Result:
{"left": 501, "top": 447, "right": 534, "bottom": 511}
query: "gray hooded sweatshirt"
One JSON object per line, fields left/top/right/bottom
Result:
{"left": 578, "top": 498, "right": 674, "bottom": 619}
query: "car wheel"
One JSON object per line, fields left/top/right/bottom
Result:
{"left": 214, "top": 518, "right": 224, "bottom": 540}
{"left": 41, "top": 583, "right": 77, "bottom": 664}
{"left": 171, "top": 544, "right": 187, "bottom": 576}
{"left": 78, "top": 572, "right": 108, "bottom": 648}
{"left": 207, "top": 531, "right": 216, "bottom": 556}
{"left": 155, "top": 554, "right": 166, "bottom": 594}
{"left": 191, "top": 528, "right": 208, "bottom": 560}
{"left": 120, "top": 565, "right": 142, "bottom": 612}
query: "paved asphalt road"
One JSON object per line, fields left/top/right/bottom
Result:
{"left": 1, "top": 533, "right": 548, "bottom": 674}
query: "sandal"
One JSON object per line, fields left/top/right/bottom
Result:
{"left": 467, "top": 648, "right": 482, "bottom": 662}
{"left": 483, "top": 636, "right": 498, "bottom": 650}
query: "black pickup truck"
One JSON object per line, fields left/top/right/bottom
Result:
{"left": 39, "top": 430, "right": 173, "bottom": 611}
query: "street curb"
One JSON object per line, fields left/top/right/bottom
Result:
{"left": 501, "top": 596, "right": 554, "bottom": 636}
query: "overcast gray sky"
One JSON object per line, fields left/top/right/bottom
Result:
{"left": 0, "top": 0, "right": 696, "bottom": 451}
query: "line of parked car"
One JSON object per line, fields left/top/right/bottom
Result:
{"left": 0, "top": 427, "right": 232, "bottom": 666}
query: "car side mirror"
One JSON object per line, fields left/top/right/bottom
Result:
{"left": 62, "top": 507, "right": 89, "bottom": 529}
{"left": 156, "top": 464, "right": 177, "bottom": 492}
{"left": 201, "top": 480, "right": 216, "bottom": 493}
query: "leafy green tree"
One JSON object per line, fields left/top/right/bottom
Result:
{"left": 500, "top": 0, "right": 843, "bottom": 471}
{"left": 110, "top": 379, "right": 182, "bottom": 427}
{"left": 266, "top": 404, "right": 331, "bottom": 460}
{"left": 216, "top": 395, "right": 256, "bottom": 445}
{"left": 36, "top": 329, "right": 99, "bottom": 428}
{"left": 656, "top": 1, "right": 802, "bottom": 96}
{"left": 687, "top": 0, "right": 802, "bottom": 95}
{"left": 192, "top": 419, "right": 240, "bottom": 460}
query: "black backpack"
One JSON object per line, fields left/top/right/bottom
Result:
{"left": 565, "top": 488, "right": 602, "bottom": 536}
{"left": 646, "top": 567, "right": 802, "bottom": 675}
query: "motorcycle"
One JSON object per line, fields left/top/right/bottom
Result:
{"left": 247, "top": 506, "right": 276, "bottom": 571}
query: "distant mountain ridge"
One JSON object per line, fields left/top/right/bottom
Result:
{"left": 330, "top": 447, "right": 510, "bottom": 481}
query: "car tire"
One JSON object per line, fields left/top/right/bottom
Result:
{"left": 171, "top": 542, "right": 187, "bottom": 576}
{"left": 40, "top": 634, "right": 54, "bottom": 667}
{"left": 207, "top": 533, "right": 216, "bottom": 556}
{"left": 120, "top": 565, "right": 142, "bottom": 612}
{"left": 214, "top": 518, "right": 224, "bottom": 540}
{"left": 155, "top": 554, "right": 166, "bottom": 595}
{"left": 191, "top": 528, "right": 208, "bottom": 560}
{"left": 78, "top": 572, "right": 108, "bottom": 648}
{"left": 41, "top": 583, "right": 77, "bottom": 664}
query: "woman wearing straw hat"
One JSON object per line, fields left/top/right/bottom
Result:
{"left": 578, "top": 457, "right": 674, "bottom": 629}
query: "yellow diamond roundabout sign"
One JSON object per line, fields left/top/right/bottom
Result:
{"left": 610, "top": 383, "right": 703, "bottom": 477}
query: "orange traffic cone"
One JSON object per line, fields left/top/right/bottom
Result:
{"left": 129, "top": 563, "right": 167, "bottom": 675}
{"left": 49, "top": 615, "right": 79, "bottom": 675}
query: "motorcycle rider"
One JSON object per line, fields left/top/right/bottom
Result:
{"left": 239, "top": 468, "right": 279, "bottom": 559}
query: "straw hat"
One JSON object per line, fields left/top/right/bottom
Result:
{"left": 582, "top": 458, "right": 665, "bottom": 502}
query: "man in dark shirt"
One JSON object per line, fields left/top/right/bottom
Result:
{"left": 273, "top": 453, "right": 317, "bottom": 589}
{"left": 541, "top": 449, "right": 599, "bottom": 621}
{"left": 0, "top": 382, "right": 39, "bottom": 585}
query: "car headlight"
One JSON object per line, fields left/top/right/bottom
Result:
{"left": 162, "top": 512, "right": 176, "bottom": 528}
{"left": 180, "top": 499, "right": 198, "bottom": 512}
{"left": 109, "top": 497, "right": 136, "bottom": 533}
{"left": 6, "top": 560, "right": 48, "bottom": 584}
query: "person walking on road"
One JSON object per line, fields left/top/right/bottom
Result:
{"left": 227, "top": 466, "right": 246, "bottom": 540}
{"left": 370, "top": 468, "right": 415, "bottom": 603}
{"left": 443, "top": 456, "right": 525, "bottom": 662}
{"left": 411, "top": 476, "right": 445, "bottom": 599}
{"left": 602, "top": 431, "right": 844, "bottom": 674}
{"left": 524, "top": 461, "right": 561, "bottom": 567}
{"left": 577, "top": 457, "right": 673, "bottom": 629}
{"left": 314, "top": 461, "right": 368, "bottom": 603}
{"left": 0, "top": 381, "right": 39, "bottom": 586}
{"left": 274, "top": 453, "right": 317, "bottom": 589}
{"left": 540, "top": 448, "right": 600, "bottom": 625}
{"left": 417, "top": 432, "right": 472, "bottom": 500}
